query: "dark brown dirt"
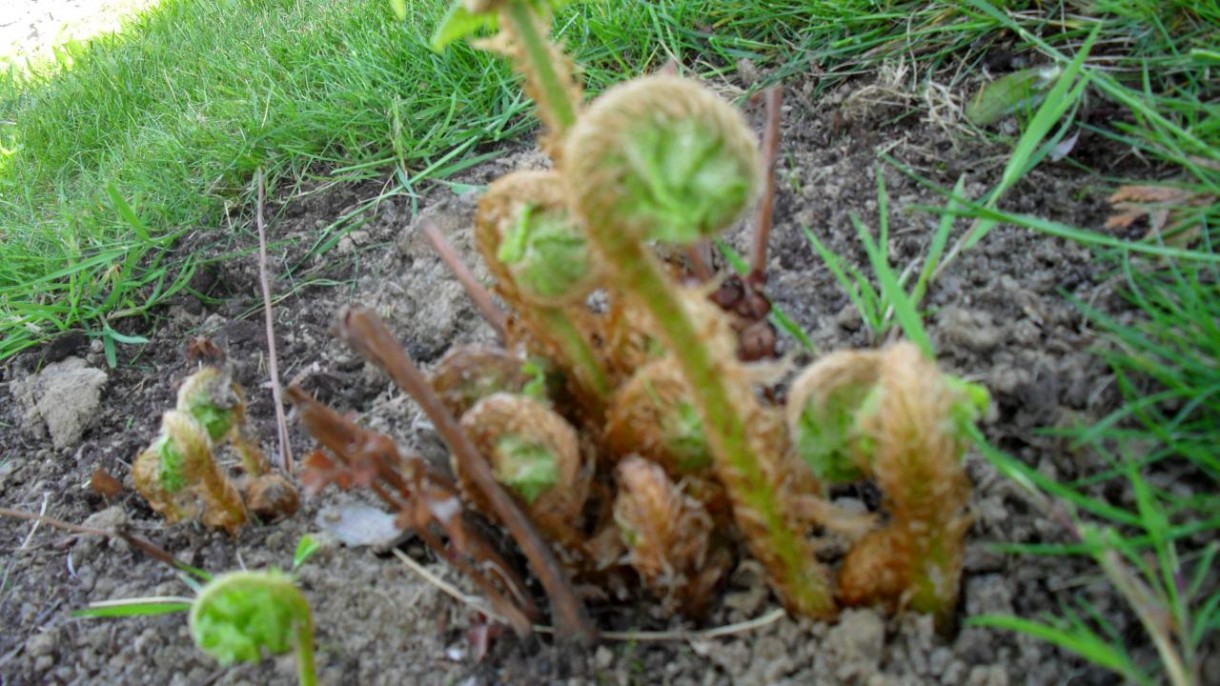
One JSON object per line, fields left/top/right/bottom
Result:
{"left": 0, "top": 65, "right": 1166, "bottom": 686}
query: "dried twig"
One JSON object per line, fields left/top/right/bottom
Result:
{"left": 422, "top": 219, "right": 508, "bottom": 344}
{"left": 750, "top": 85, "right": 783, "bottom": 279}
{"left": 334, "top": 307, "right": 598, "bottom": 644}
{"left": 0, "top": 507, "right": 196, "bottom": 573}
{"left": 393, "top": 541, "right": 788, "bottom": 643}
{"left": 288, "top": 387, "right": 537, "bottom": 634}
{"left": 391, "top": 548, "right": 495, "bottom": 615}
{"left": 19, "top": 494, "right": 49, "bottom": 550}
{"left": 255, "top": 168, "right": 294, "bottom": 476}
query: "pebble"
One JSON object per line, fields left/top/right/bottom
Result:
{"left": 825, "top": 608, "right": 885, "bottom": 675}
{"left": 24, "top": 630, "right": 57, "bottom": 657}
{"left": 937, "top": 307, "right": 1002, "bottom": 353}
{"left": 594, "top": 646, "right": 614, "bottom": 670}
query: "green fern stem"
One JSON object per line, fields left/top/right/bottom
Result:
{"left": 530, "top": 305, "right": 610, "bottom": 415}
{"left": 503, "top": 2, "right": 577, "bottom": 132}
{"left": 587, "top": 233, "right": 834, "bottom": 617}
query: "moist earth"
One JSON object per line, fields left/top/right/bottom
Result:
{"left": 0, "top": 66, "right": 1170, "bottom": 685}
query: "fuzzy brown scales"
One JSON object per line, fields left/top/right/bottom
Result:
{"left": 613, "top": 456, "right": 729, "bottom": 617}
{"left": 133, "top": 410, "right": 248, "bottom": 535}
{"left": 603, "top": 295, "right": 659, "bottom": 382}
{"left": 604, "top": 358, "right": 708, "bottom": 473}
{"left": 458, "top": 393, "right": 591, "bottom": 552}
{"left": 473, "top": 169, "right": 608, "bottom": 418}
{"left": 244, "top": 472, "right": 301, "bottom": 522}
{"left": 837, "top": 344, "right": 973, "bottom": 628}
{"left": 474, "top": 171, "right": 569, "bottom": 305}
{"left": 430, "top": 346, "right": 534, "bottom": 419}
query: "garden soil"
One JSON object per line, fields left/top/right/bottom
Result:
{"left": 1, "top": 67, "right": 1202, "bottom": 685}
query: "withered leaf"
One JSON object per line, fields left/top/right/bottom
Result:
{"left": 1105, "top": 184, "right": 1214, "bottom": 248}
{"left": 89, "top": 468, "right": 124, "bottom": 498}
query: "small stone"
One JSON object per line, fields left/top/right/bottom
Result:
{"left": 1010, "top": 319, "right": 1040, "bottom": 346}
{"left": 966, "top": 665, "right": 1009, "bottom": 686}
{"left": 835, "top": 303, "right": 864, "bottom": 331}
{"left": 929, "top": 647, "right": 953, "bottom": 676}
{"left": 25, "top": 631, "right": 57, "bottom": 657}
{"left": 943, "top": 659, "right": 968, "bottom": 686}
{"left": 937, "top": 307, "right": 1002, "bottom": 353}
{"left": 0, "top": 458, "right": 17, "bottom": 494}
{"left": 826, "top": 608, "right": 885, "bottom": 676}
{"left": 75, "top": 564, "right": 97, "bottom": 592}
{"left": 594, "top": 646, "right": 614, "bottom": 670}
{"left": 77, "top": 506, "right": 130, "bottom": 554}
{"left": 964, "top": 574, "right": 1013, "bottom": 616}
{"left": 81, "top": 505, "right": 128, "bottom": 531}
{"left": 20, "top": 357, "right": 109, "bottom": 449}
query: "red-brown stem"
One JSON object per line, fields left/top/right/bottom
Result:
{"left": 255, "top": 168, "right": 294, "bottom": 475}
{"left": 334, "top": 307, "right": 598, "bottom": 644}
{"left": 422, "top": 219, "right": 508, "bottom": 345}
{"left": 750, "top": 85, "right": 783, "bottom": 279}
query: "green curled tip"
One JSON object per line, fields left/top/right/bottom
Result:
{"left": 189, "top": 571, "right": 309, "bottom": 665}
{"left": 496, "top": 204, "right": 597, "bottom": 304}
{"left": 493, "top": 434, "right": 561, "bottom": 503}
{"left": 565, "top": 74, "right": 761, "bottom": 245}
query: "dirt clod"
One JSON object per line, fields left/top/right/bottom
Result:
{"left": 15, "top": 356, "right": 108, "bottom": 449}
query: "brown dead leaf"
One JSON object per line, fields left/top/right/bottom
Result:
{"left": 89, "top": 468, "right": 124, "bottom": 498}
{"left": 1105, "top": 184, "right": 1215, "bottom": 248}
{"left": 185, "top": 336, "right": 225, "bottom": 365}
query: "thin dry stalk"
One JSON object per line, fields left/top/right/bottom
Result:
{"left": 19, "top": 495, "right": 49, "bottom": 550}
{"left": 750, "top": 85, "right": 782, "bottom": 279}
{"left": 422, "top": 219, "right": 508, "bottom": 344}
{"left": 391, "top": 548, "right": 496, "bottom": 615}
{"left": 392, "top": 542, "right": 788, "bottom": 643}
{"left": 0, "top": 507, "right": 195, "bottom": 572}
{"left": 334, "top": 307, "right": 597, "bottom": 644}
{"left": 255, "top": 168, "right": 294, "bottom": 475}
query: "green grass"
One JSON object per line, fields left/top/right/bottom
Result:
{"left": 8, "top": 0, "right": 1214, "bottom": 360}
{"left": 0, "top": 0, "right": 865, "bottom": 359}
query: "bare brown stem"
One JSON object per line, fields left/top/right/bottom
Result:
{"left": 422, "top": 219, "right": 508, "bottom": 344}
{"left": 255, "top": 168, "right": 294, "bottom": 476}
{"left": 333, "top": 307, "right": 598, "bottom": 644}
{"left": 750, "top": 85, "right": 783, "bottom": 279}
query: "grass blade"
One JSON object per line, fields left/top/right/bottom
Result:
{"left": 74, "top": 597, "right": 194, "bottom": 618}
